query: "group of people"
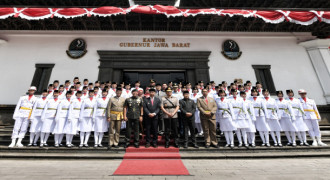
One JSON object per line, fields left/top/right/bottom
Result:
{"left": 9, "top": 77, "right": 327, "bottom": 149}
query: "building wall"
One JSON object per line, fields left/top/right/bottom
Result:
{"left": 0, "top": 31, "right": 326, "bottom": 105}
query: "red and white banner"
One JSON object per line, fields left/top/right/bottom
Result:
{"left": 0, "top": 5, "right": 329, "bottom": 25}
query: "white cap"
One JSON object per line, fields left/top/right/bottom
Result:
{"left": 298, "top": 89, "right": 307, "bottom": 94}
{"left": 28, "top": 86, "right": 37, "bottom": 91}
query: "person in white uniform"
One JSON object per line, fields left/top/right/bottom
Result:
{"left": 40, "top": 90, "right": 61, "bottom": 147}
{"left": 228, "top": 89, "right": 250, "bottom": 147}
{"left": 276, "top": 90, "right": 297, "bottom": 146}
{"left": 240, "top": 91, "right": 257, "bottom": 147}
{"left": 286, "top": 89, "right": 309, "bottom": 146}
{"left": 190, "top": 87, "right": 203, "bottom": 135}
{"left": 249, "top": 89, "right": 270, "bottom": 147}
{"left": 9, "top": 86, "right": 37, "bottom": 148}
{"left": 28, "top": 89, "right": 48, "bottom": 147}
{"left": 79, "top": 90, "right": 96, "bottom": 147}
{"left": 53, "top": 91, "right": 72, "bottom": 147}
{"left": 64, "top": 91, "right": 83, "bottom": 147}
{"left": 93, "top": 89, "right": 109, "bottom": 148}
{"left": 298, "top": 89, "right": 327, "bottom": 146}
{"left": 263, "top": 89, "right": 282, "bottom": 147}
{"left": 215, "top": 90, "right": 237, "bottom": 148}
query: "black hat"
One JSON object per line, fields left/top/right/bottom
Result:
{"left": 102, "top": 89, "right": 108, "bottom": 93}
{"left": 104, "top": 86, "right": 109, "bottom": 89}
{"left": 65, "top": 80, "right": 70, "bottom": 83}
{"left": 222, "top": 81, "right": 227, "bottom": 84}
{"left": 70, "top": 86, "right": 75, "bottom": 89}
{"left": 59, "top": 85, "right": 64, "bottom": 88}
{"left": 53, "top": 90, "right": 59, "bottom": 93}
{"left": 53, "top": 80, "right": 59, "bottom": 83}
{"left": 125, "top": 83, "right": 131, "bottom": 86}
{"left": 238, "top": 85, "right": 242, "bottom": 88}
{"left": 246, "top": 80, "right": 251, "bottom": 83}
{"left": 173, "top": 83, "right": 178, "bottom": 87}
{"left": 276, "top": 91, "right": 283, "bottom": 95}
{"left": 240, "top": 91, "right": 246, "bottom": 95}
{"left": 230, "top": 83, "right": 234, "bottom": 86}
{"left": 186, "top": 82, "right": 191, "bottom": 85}
{"left": 150, "top": 79, "right": 156, "bottom": 83}
{"left": 66, "top": 91, "right": 72, "bottom": 95}
{"left": 165, "top": 87, "right": 172, "bottom": 92}
{"left": 88, "top": 83, "right": 93, "bottom": 85}
{"left": 135, "top": 81, "right": 140, "bottom": 84}
{"left": 42, "top": 89, "right": 48, "bottom": 93}
{"left": 93, "top": 87, "right": 99, "bottom": 90}
{"left": 76, "top": 82, "right": 81, "bottom": 85}
{"left": 195, "top": 83, "right": 199, "bottom": 86}
{"left": 218, "top": 90, "right": 225, "bottom": 94}
{"left": 48, "top": 84, "right": 53, "bottom": 87}
{"left": 234, "top": 80, "right": 238, "bottom": 83}
{"left": 83, "top": 79, "right": 88, "bottom": 81}
{"left": 256, "top": 82, "right": 261, "bottom": 85}
{"left": 262, "top": 89, "right": 269, "bottom": 93}
{"left": 95, "top": 81, "right": 100, "bottom": 84}
{"left": 76, "top": 91, "right": 82, "bottom": 94}
{"left": 193, "top": 87, "right": 198, "bottom": 91}
{"left": 168, "top": 81, "right": 173, "bottom": 84}
{"left": 100, "top": 82, "right": 105, "bottom": 84}
{"left": 183, "top": 90, "right": 189, "bottom": 94}
{"left": 210, "top": 81, "right": 215, "bottom": 84}
{"left": 116, "top": 87, "right": 122, "bottom": 91}
{"left": 286, "top": 89, "right": 294, "bottom": 94}
{"left": 251, "top": 89, "right": 258, "bottom": 93}
{"left": 88, "top": 90, "right": 94, "bottom": 93}
{"left": 106, "top": 81, "right": 110, "bottom": 83}
{"left": 131, "top": 89, "right": 138, "bottom": 93}
{"left": 156, "top": 83, "right": 161, "bottom": 86}
{"left": 149, "top": 88, "right": 156, "bottom": 92}
{"left": 82, "top": 86, "right": 88, "bottom": 90}
{"left": 198, "top": 80, "right": 203, "bottom": 83}
{"left": 111, "top": 82, "right": 117, "bottom": 85}
{"left": 231, "top": 88, "right": 237, "bottom": 93}
{"left": 206, "top": 82, "right": 210, "bottom": 85}
{"left": 74, "top": 77, "right": 79, "bottom": 80}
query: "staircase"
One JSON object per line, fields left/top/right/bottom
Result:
{"left": 0, "top": 125, "right": 330, "bottom": 159}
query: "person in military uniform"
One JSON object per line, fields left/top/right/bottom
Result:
{"left": 155, "top": 83, "right": 166, "bottom": 134}
{"left": 161, "top": 87, "right": 180, "bottom": 148}
{"left": 123, "top": 89, "right": 143, "bottom": 148}
{"left": 180, "top": 90, "right": 199, "bottom": 148}
{"left": 107, "top": 87, "right": 126, "bottom": 149}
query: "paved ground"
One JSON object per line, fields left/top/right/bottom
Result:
{"left": 0, "top": 158, "right": 329, "bottom": 180}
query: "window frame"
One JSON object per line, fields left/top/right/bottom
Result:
{"left": 31, "top": 64, "right": 55, "bottom": 95}
{"left": 252, "top": 65, "right": 276, "bottom": 95}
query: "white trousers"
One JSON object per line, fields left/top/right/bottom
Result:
{"left": 304, "top": 119, "right": 321, "bottom": 137}
{"left": 12, "top": 117, "right": 29, "bottom": 139}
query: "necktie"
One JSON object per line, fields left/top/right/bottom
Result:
{"left": 151, "top": 98, "right": 154, "bottom": 106}
{"left": 205, "top": 98, "right": 208, "bottom": 104}
{"left": 265, "top": 97, "right": 269, "bottom": 101}
{"left": 253, "top": 97, "right": 257, "bottom": 101}
{"left": 102, "top": 97, "right": 106, "bottom": 101}
{"left": 54, "top": 98, "right": 58, "bottom": 102}
{"left": 42, "top": 97, "right": 46, "bottom": 100}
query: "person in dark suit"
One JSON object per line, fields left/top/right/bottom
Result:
{"left": 143, "top": 88, "right": 161, "bottom": 148}
{"left": 180, "top": 90, "right": 199, "bottom": 149}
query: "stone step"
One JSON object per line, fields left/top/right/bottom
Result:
{"left": 1, "top": 148, "right": 330, "bottom": 159}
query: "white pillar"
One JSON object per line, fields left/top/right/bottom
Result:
{"left": 299, "top": 39, "right": 330, "bottom": 104}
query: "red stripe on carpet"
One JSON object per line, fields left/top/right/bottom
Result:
{"left": 113, "top": 159, "right": 190, "bottom": 175}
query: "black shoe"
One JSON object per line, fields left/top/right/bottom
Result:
{"left": 145, "top": 143, "right": 150, "bottom": 148}
{"left": 174, "top": 143, "right": 180, "bottom": 148}
{"left": 152, "top": 144, "right": 158, "bottom": 148}
{"left": 124, "top": 144, "right": 129, "bottom": 148}
{"left": 107, "top": 146, "right": 112, "bottom": 150}
{"left": 211, "top": 144, "right": 220, "bottom": 149}
{"left": 165, "top": 143, "right": 169, "bottom": 148}
{"left": 113, "top": 145, "right": 119, "bottom": 149}
{"left": 193, "top": 144, "right": 199, "bottom": 149}
{"left": 134, "top": 144, "right": 140, "bottom": 148}
{"left": 205, "top": 145, "right": 210, "bottom": 149}
{"left": 184, "top": 144, "right": 188, "bottom": 149}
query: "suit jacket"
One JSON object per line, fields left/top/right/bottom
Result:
{"left": 179, "top": 98, "right": 196, "bottom": 120}
{"left": 197, "top": 96, "right": 217, "bottom": 120}
{"left": 143, "top": 96, "right": 161, "bottom": 118}
{"left": 155, "top": 90, "right": 166, "bottom": 100}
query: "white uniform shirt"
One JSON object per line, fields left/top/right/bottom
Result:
{"left": 242, "top": 98, "right": 256, "bottom": 121}
{"left": 68, "top": 98, "right": 83, "bottom": 120}
{"left": 30, "top": 97, "right": 48, "bottom": 118}
{"left": 55, "top": 98, "right": 71, "bottom": 120}
{"left": 299, "top": 97, "right": 321, "bottom": 120}
{"left": 248, "top": 96, "right": 269, "bottom": 118}
{"left": 41, "top": 98, "right": 61, "bottom": 119}
{"left": 79, "top": 97, "right": 97, "bottom": 119}
{"left": 121, "top": 89, "right": 132, "bottom": 99}
{"left": 263, "top": 97, "right": 279, "bottom": 120}
{"left": 275, "top": 98, "right": 295, "bottom": 120}
{"left": 215, "top": 97, "right": 236, "bottom": 119}
{"left": 286, "top": 97, "right": 304, "bottom": 117}
{"left": 13, "top": 95, "right": 37, "bottom": 119}
{"left": 228, "top": 96, "right": 249, "bottom": 120}
{"left": 93, "top": 97, "right": 110, "bottom": 118}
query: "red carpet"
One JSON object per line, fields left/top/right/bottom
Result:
{"left": 113, "top": 136, "right": 190, "bottom": 175}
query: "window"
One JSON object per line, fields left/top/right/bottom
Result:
{"left": 31, "top": 64, "right": 55, "bottom": 94}
{"left": 252, "top": 65, "right": 276, "bottom": 94}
